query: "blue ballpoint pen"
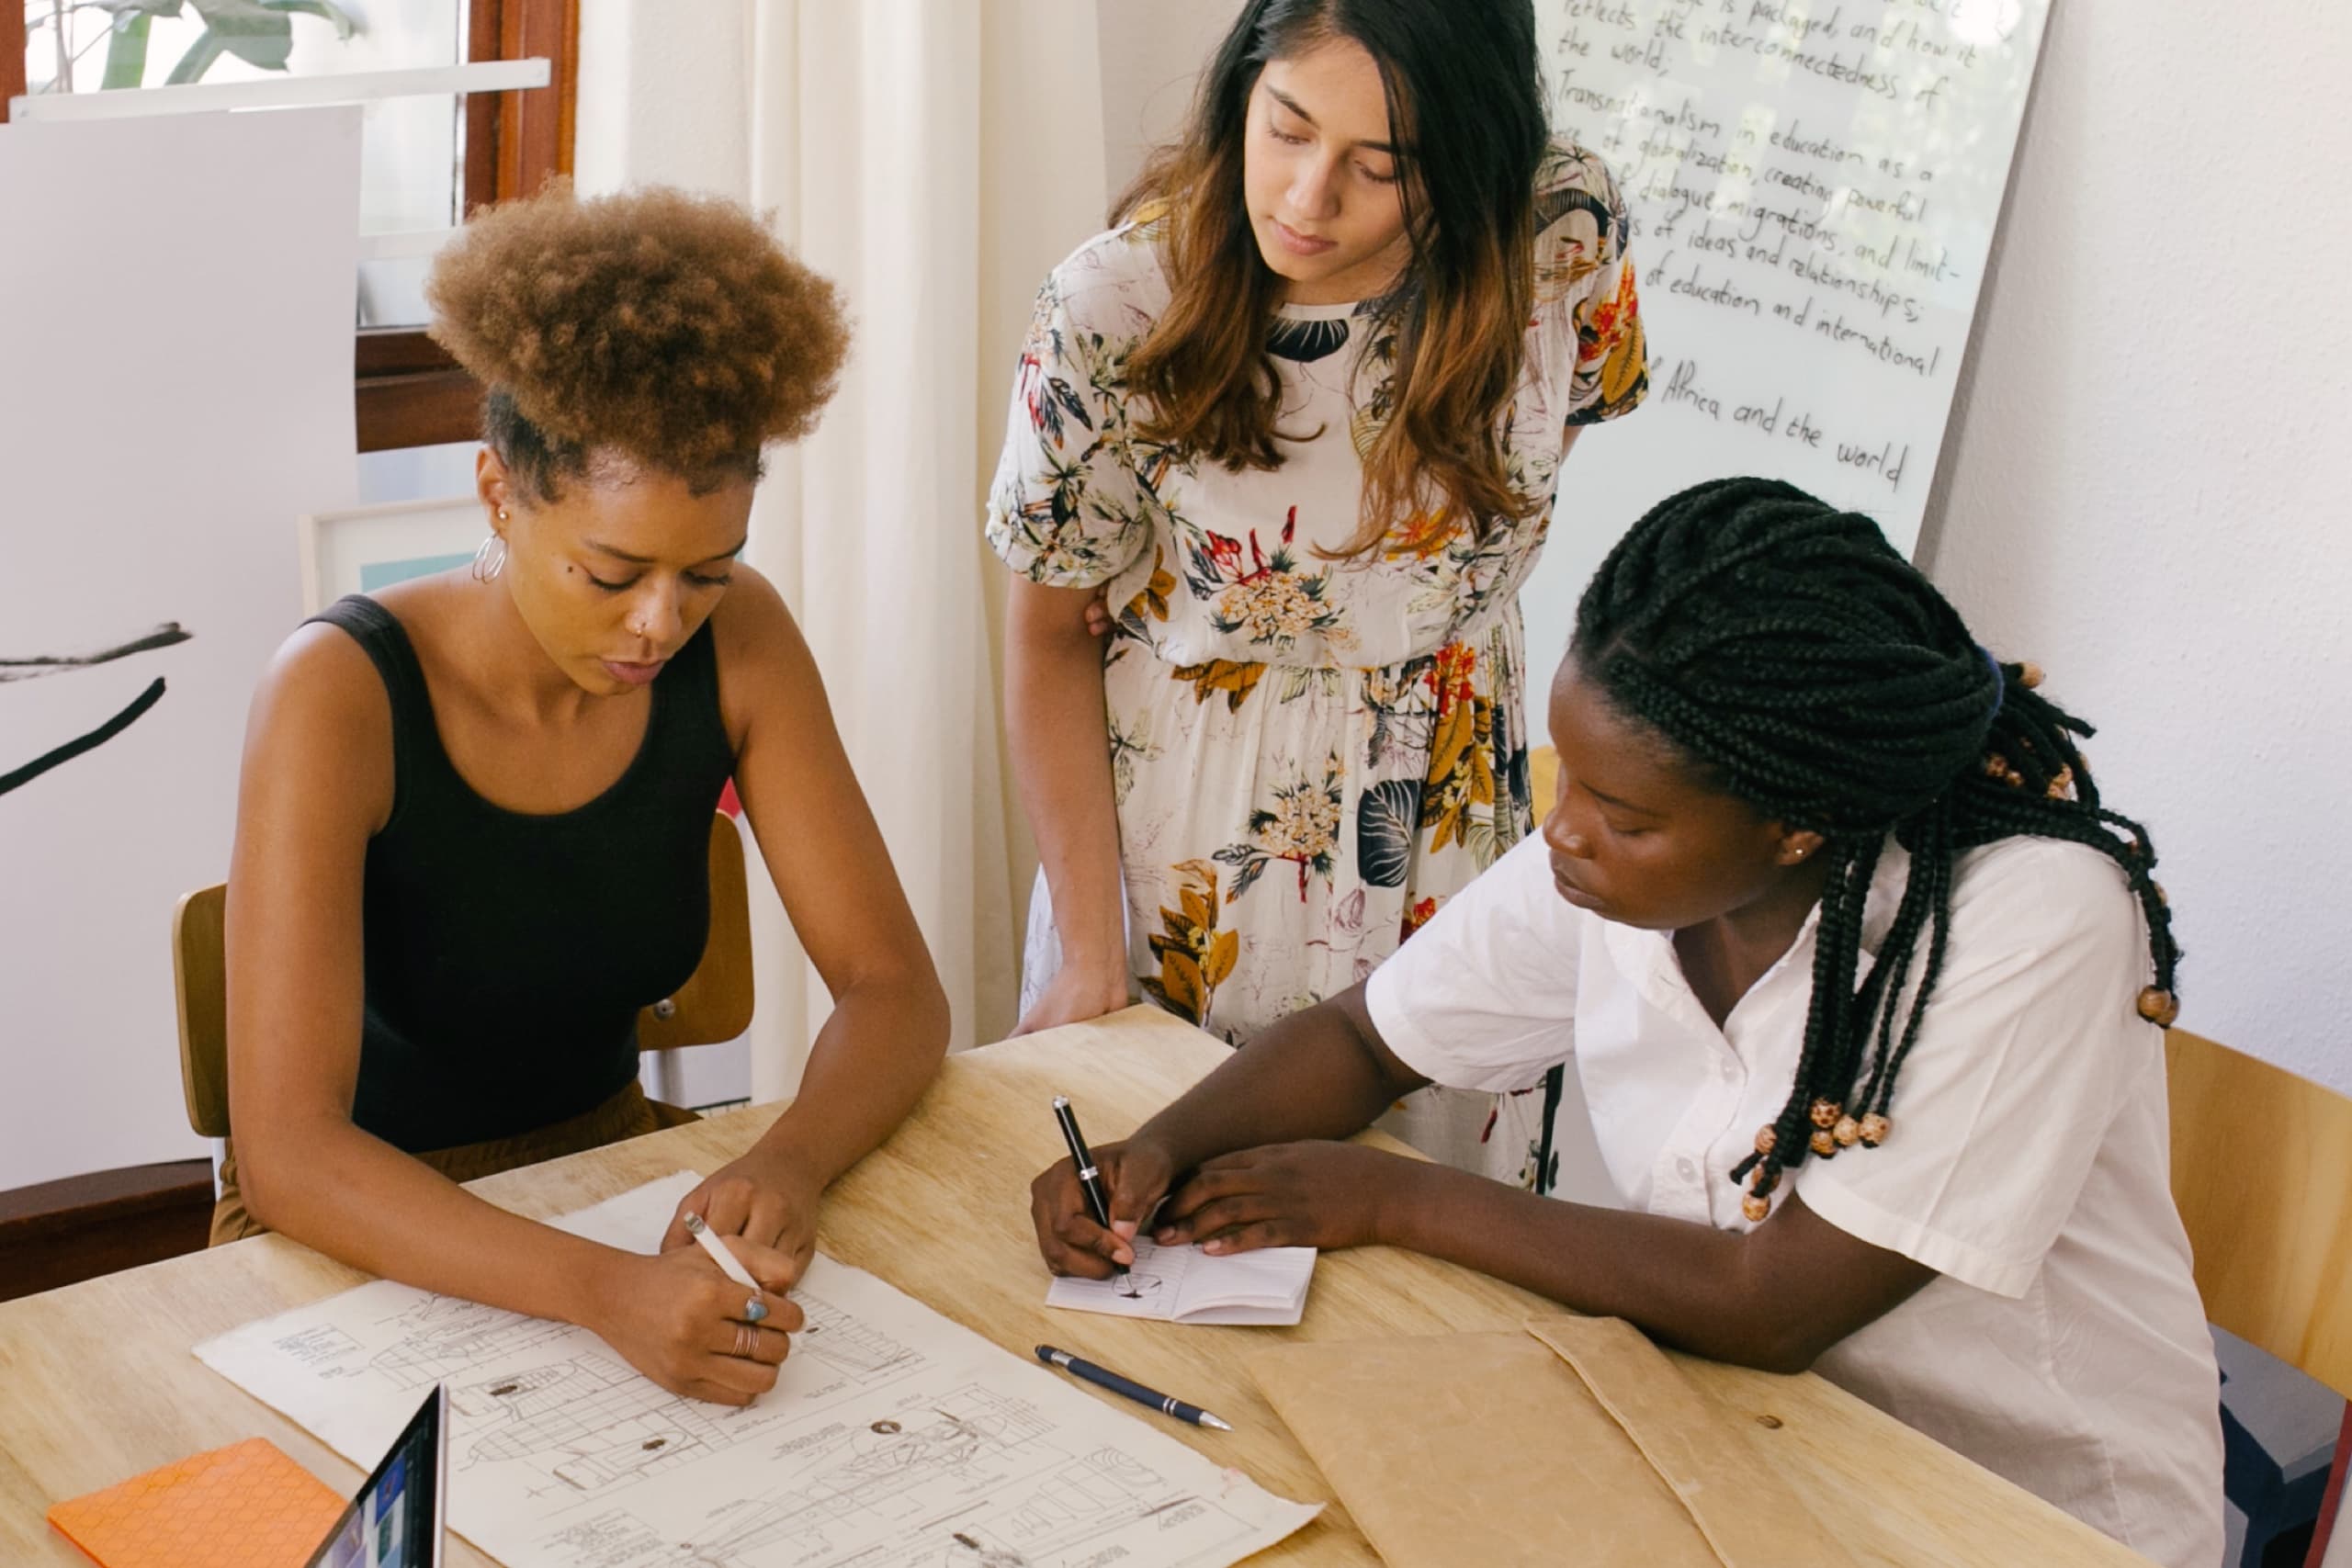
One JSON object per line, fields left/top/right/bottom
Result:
{"left": 1035, "top": 1345, "right": 1234, "bottom": 1430}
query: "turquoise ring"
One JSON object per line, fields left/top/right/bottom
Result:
{"left": 744, "top": 1297, "right": 769, "bottom": 1324}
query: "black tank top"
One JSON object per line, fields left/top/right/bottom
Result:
{"left": 311, "top": 595, "right": 735, "bottom": 1151}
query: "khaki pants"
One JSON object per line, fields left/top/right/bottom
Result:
{"left": 210, "top": 1079, "right": 700, "bottom": 1247}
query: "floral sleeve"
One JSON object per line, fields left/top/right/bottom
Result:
{"left": 983, "top": 267, "right": 1151, "bottom": 589}
{"left": 1532, "top": 141, "right": 1648, "bottom": 426}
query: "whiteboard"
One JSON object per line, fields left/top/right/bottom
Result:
{"left": 1522, "top": 0, "right": 2052, "bottom": 673}
{"left": 0, "top": 109, "right": 360, "bottom": 1189}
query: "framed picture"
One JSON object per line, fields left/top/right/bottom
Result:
{"left": 297, "top": 496, "right": 485, "bottom": 615}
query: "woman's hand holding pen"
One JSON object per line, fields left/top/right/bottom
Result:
{"left": 1031, "top": 1135, "right": 1179, "bottom": 1279}
{"left": 662, "top": 1147, "right": 822, "bottom": 1292}
{"left": 1155, "top": 1141, "right": 1413, "bottom": 1256}
{"left": 582, "top": 1244, "right": 804, "bottom": 1406}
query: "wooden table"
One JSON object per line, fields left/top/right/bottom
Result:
{"left": 0, "top": 1007, "right": 2149, "bottom": 1565}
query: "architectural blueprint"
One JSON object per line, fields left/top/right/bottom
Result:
{"left": 196, "top": 1173, "right": 1317, "bottom": 1568}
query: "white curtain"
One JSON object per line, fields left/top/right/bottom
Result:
{"left": 729, "top": 0, "right": 1110, "bottom": 1096}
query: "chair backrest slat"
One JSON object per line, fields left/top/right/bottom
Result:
{"left": 2166, "top": 1028, "right": 2352, "bottom": 1397}
{"left": 171, "top": 886, "right": 231, "bottom": 1139}
{"left": 636, "top": 810, "right": 756, "bottom": 1051}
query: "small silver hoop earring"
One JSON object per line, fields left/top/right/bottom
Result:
{"left": 470, "top": 533, "right": 508, "bottom": 583}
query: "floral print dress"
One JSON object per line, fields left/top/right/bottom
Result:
{"left": 987, "top": 139, "right": 1648, "bottom": 1184}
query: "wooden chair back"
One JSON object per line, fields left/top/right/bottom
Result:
{"left": 2165, "top": 1028, "right": 2352, "bottom": 1397}
{"left": 172, "top": 810, "right": 756, "bottom": 1140}
{"left": 1531, "top": 744, "right": 1559, "bottom": 816}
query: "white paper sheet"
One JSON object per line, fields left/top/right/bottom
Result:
{"left": 1046, "top": 1241, "right": 1317, "bottom": 1327}
{"left": 196, "top": 1174, "right": 1317, "bottom": 1568}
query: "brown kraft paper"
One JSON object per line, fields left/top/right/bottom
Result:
{"left": 1250, "top": 1317, "right": 1858, "bottom": 1568}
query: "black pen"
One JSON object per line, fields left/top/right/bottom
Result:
{"left": 1052, "top": 1094, "right": 1126, "bottom": 1276}
{"left": 1036, "top": 1345, "right": 1233, "bottom": 1430}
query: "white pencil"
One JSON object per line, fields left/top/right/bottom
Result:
{"left": 680, "top": 1210, "right": 761, "bottom": 1291}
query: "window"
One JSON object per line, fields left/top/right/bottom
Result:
{"left": 6, "top": 0, "right": 578, "bottom": 451}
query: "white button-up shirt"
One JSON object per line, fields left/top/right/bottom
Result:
{"left": 1366, "top": 831, "right": 2223, "bottom": 1568}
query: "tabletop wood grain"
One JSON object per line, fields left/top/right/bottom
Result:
{"left": 0, "top": 1007, "right": 2150, "bottom": 1565}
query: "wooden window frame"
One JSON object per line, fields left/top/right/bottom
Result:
{"left": 0, "top": 7, "right": 19, "bottom": 122}
{"left": 360, "top": 0, "right": 580, "bottom": 452}
{"left": 2, "top": 0, "right": 579, "bottom": 455}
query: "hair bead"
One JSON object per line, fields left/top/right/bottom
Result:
{"left": 1809, "top": 1128, "right": 1839, "bottom": 1157}
{"left": 2137, "top": 987, "right": 2179, "bottom": 1027}
{"left": 1833, "top": 1115, "right": 1860, "bottom": 1147}
{"left": 1809, "top": 1098, "right": 1842, "bottom": 1130}
{"left": 1858, "top": 1113, "right": 1890, "bottom": 1147}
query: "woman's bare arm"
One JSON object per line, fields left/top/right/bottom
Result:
{"left": 1002, "top": 575, "right": 1131, "bottom": 1032}
{"left": 695, "top": 569, "right": 950, "bottom": 1215}
{"left": 225, "top": 626, "right": 797, "bottom": 1404}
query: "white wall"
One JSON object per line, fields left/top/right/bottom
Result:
{"left": 572, "top": 2, "right": 752, "bottom": 199}
{"left": 1094, "top": 0, "right": 1244, "bottom": 201}
{"left": 1920, "top": 0, "right": 2352, "bottom": 1094}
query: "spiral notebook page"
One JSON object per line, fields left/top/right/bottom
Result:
{"left": 1046, "top": 1240, "right": 1317, "bottom": 1325}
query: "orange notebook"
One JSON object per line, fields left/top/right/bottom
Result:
{"left": 47, "top": 1437, "right": 345, "bottom": 1568}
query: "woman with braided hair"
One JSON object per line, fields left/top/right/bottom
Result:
{"left": 1030, "top": 477, "right": 2222, "bottom": 1563}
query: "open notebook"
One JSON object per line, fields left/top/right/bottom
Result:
{"left": 1046, "top": 1240, "right": 1317, "bottom": 1325}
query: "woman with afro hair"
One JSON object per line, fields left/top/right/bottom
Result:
{"left": 219, "top": 184, "right": 949, "bottom": 1407}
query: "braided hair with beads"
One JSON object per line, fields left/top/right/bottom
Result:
{"left": 1571, "top": 477, "right": 2181, "bottom": 1221}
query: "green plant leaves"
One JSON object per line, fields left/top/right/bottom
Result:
{"left": 138, "top": 0, "right": 358, "bottom": 85}
{"left": 186, "top": 0, "right": 297, "bottom": 72}
{"left": 262, "top": 0, "right": 357, "bottom": 42}
{"left": 101, "top": 14, "right": 154, "bottom": 89}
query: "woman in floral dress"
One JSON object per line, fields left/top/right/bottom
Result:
{"left": 988, "top": 0, "right": 1647, "bottom": 1181}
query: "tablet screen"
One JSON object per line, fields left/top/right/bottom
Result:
{"left": 307, "top": 1385, "right": 444, "bottom": 1568}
